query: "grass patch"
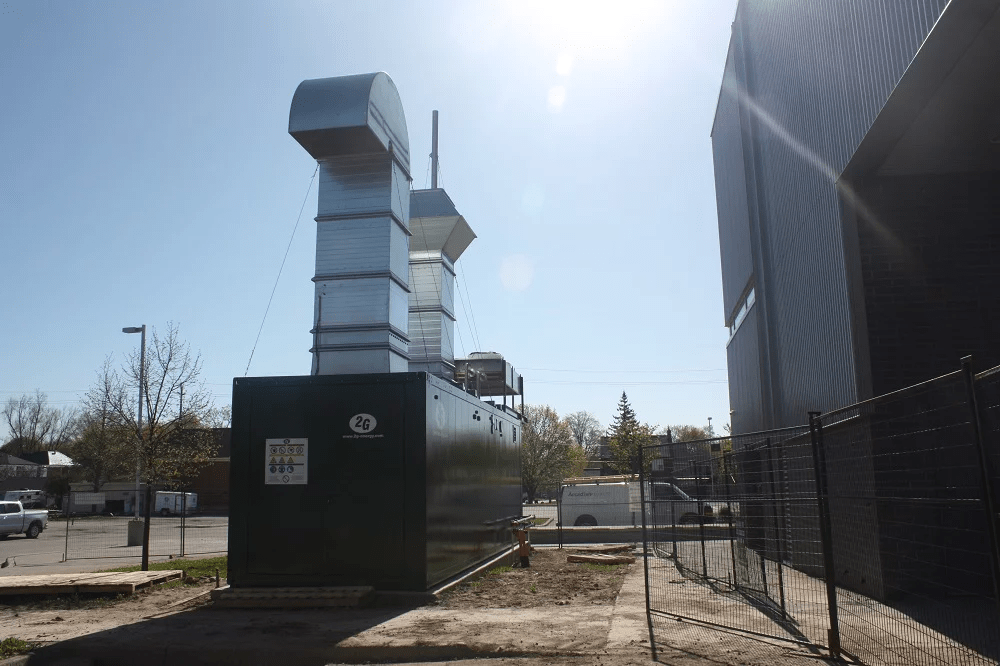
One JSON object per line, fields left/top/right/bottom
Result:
{"left": 100, "top": 555, "right": 227, "bottom": 579}
{"left": 0, "top": 637, "right": 36, "bottom": 658}
{"left": 487, "top": 565, "right": 513, "bottom": 576}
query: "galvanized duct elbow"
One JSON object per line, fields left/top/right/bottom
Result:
{"left": 289, "top": 72, "right": 412, "bottom": 375}
{"left": 407, "top": 189, "right": 476, "bottom": 380}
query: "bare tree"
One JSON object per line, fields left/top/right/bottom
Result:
{"left": 565, "top": 411, "right": 603, "bottom": 459}
{"left": 1, "top": 390, "right": 78, "bottom": 457}
{"left": 203, "top": 405, "right": 232, "bottom": 429}
{"left": 85, "top": 323, "right": 220, "bottom": 489}
{"left": 73, "top": 377, "right": 133, "bottom": 492}
{"left": 521, "top": 404, "right": 586, "bottom": 503}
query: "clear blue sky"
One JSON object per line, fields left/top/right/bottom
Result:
{"left": 2, "top": 1, "right": 737, "bottom": 437}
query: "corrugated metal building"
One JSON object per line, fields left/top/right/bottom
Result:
{"left": 713, "top": 0, "right": 1000, "bottom": 432}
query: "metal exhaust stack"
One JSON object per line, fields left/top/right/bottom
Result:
{"left": 288, "top": 72, "right": 412, "bottom": 374}
{"left": 408, "top": 189, "right": 476, "bottom": 379}
{"left": 408, "top": 112, "right": 476, "bottom": 380}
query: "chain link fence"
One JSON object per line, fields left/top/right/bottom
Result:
{"left": 642, "top": 358, "right": 1000, "bottom": 666}
{"left": 57, "top": 488, "right": 227, "bottom": 563}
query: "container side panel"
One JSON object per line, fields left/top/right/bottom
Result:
{"left": 424, "top": 377, "right": 521, "bottom": 588}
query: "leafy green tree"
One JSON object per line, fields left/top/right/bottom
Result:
{"left": 521, "top": 404, "right": 586, "bottom": 503}
{"left": 606, "top": 392, "right": 656, "bottom": 474}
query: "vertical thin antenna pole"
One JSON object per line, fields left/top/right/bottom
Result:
{"left": 431, "top": 110, "right": 439, "bottom": 189}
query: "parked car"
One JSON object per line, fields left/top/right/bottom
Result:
{"left": 0, "top": 500, "right": 48, "bottom": 538}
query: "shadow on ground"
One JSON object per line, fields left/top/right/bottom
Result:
{"left": 24, "top": 604, "right": 419, "bottom": 666}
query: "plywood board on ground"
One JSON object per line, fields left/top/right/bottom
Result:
{"left": 570, "top": 545, "right": 634, "bottom": 554}
{"left": 567, "top": 554, "right": 636, "bottom": 565}
{"left": 0, "top": 570, "right": 183, "bottom": 596}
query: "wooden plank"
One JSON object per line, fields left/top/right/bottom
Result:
{"left": 570, "top": 545, "right": 634, "bottom": 554}
{"left": 0, "top": 570, "right": 183, "bottom": 596}
{"left": 567, "top": 554, "right": 636, "bottom": 565}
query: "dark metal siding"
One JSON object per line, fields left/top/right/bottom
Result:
{"left": 714, "top": 0, "right": 948, "bottom": 431}
{"left": 726, "top": 306, "right": 764, "bottom": 434}
{"left": 713, "top": 39, "right": 755, "bottom": 322}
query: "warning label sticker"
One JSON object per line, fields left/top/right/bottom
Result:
{"left": 265, "top": 438, "right": 307, "bottom": 485}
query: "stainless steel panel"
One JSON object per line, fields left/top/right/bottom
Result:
{"left": 315, "top": 217, "right": 399, "bottom": 276}
{"left": 289, "top": 73, "right": 412, "bottom": 375}
{"left": 407, "top": 189, "right": 475, "bottom": 379}
{"left": 317, "top": 155, "right": 393, "bottom": 219}
{"left": 289, "top": 72, "right": 410, "bottom": 172}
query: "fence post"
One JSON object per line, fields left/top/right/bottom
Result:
{"left": 764, "top": 437, "right": 787, "bottom": 619}
{"left": 181, "top": 493, "right": 187, "bottom": 557}
{"left": 724, "top": 451, "right": 738, "bottom": 589}
{"left": 693, "top": 461, "right": 708, "bottom": 579}
{"left": 63, "top": 510, "right": 70, "bottom": 563}
{"left": 142, "top": 485, "right": 152, "bottom": 571}
{"left": 808, "top": 411, "right": 841, "bottom": 658}
{"left": 556, "top": 481, "right": 563, "bottom": 550}
{"left": 960, "top": 356, "right": 1000, "bottom": 622}
{"left": 639, "top": 444, "right": 658, "bottom": 661}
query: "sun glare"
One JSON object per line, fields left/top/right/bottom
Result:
{"left": 509, "top": 0, "right": 666, "bottom": 53}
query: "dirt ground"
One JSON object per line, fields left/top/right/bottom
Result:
{"left": 439, "top": 548, "right": 629, "bottom": 609}
{"left": 0, "top": 550, "right": 839, "bottom": 665}
{"left": 0, "top": 576, "right": 220, "bottom": 645}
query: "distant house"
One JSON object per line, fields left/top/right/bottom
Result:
{"left": 20, "top": 450, "right": 75, "bottom": 468}
{"left": 63, "top": 428, "right": 231, "bottom": 515}
{"left": 0, "top": 453, "right": 46, "bottom": 494}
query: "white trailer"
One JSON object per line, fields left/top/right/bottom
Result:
{"left": 154, "top": 491, "right": 197, "bottom": 516}
{"left": 3, "top": 489, "right": 45, "bottom": 509}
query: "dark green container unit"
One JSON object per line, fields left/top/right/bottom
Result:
{"left": 228, "top": 371, "right": 521, "bottom": 591}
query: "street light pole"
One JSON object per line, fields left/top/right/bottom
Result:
{"left": 123, "top": 326, "right": 146, "bottom": 518}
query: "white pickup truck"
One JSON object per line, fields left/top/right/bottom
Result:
{"left": 0, "top": 500, "right": 48, "bottom": 539}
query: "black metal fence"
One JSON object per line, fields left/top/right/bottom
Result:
{"left": 52, "top": 488, "right": 228, "bottom": 565}
{"left": 642, "top": 358, "right": 1000, "bottom": 666}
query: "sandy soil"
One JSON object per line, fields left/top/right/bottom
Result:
{"left": 0, "top": 575, "right": 219, "bottom": 645}
{"left": 0, "top": 551, "right": 840, "bottom": 665}
{"left": 439, "top": 548, "right": 629, "bottom": 609}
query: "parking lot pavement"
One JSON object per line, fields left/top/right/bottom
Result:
{"left": 522, "top": 503, "right": 558, "bottom": 520}
{"left": 0, "top": 516, "right": 228, "bottom": 576}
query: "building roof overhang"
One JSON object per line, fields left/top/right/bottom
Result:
{"left": 841, "top": 0, "right": 1000, "bottom": 183}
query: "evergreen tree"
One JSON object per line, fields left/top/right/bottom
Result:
{"left": 606, "top": 392, "right": 655, "bottom": 474}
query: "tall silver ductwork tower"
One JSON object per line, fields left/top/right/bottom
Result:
{"left": 408, "top": 188, "right": 476, "bottom": 379}
{"left": 289, "top": 73, "right": 412, "bottom": 374}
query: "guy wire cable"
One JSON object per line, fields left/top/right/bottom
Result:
{"left": 244, "top": 163, "right": 319, "bottom": 377}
